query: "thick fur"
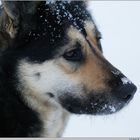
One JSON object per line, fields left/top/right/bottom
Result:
{"left": 0, "top": 1, "right": 137, "bottom": 137}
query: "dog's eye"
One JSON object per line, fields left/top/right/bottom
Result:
{"left": 63, "top": 48, "right": 83, "bottom": 61}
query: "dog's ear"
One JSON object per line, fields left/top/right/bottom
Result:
{"left": 0, "top": 1, "right": 41, "bottom": 38}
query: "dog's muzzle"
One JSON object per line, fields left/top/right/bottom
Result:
{"left": 58, "top": 71, "right": 137, "bottom": 115}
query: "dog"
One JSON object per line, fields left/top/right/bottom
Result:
{"left": 0, "top": 1, "right": 137, "bottom": 137}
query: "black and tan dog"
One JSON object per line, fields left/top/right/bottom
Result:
{"left": 0, "top": 1, "right": 137, "bottom": 137}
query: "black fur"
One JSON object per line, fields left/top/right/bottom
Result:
{"left": 0, "top": 48, "right": 43, "bottom": 137}
{"left": 0, "top": 1, "right": 96, "bottom": 137}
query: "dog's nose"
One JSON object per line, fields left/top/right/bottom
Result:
{"left": 115, "top": 82, "right": 137, "bottom": 101}
{"left": 109, "top": 73, "right": 137, "bottom": 101}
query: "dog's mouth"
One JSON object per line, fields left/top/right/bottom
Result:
{"left": 58, "top": 82, "right": 137, "bottom": 115}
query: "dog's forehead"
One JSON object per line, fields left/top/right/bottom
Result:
{"left": 24, "top": 1, "right": 99, "bottom": 47}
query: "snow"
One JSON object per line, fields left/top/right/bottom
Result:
{"left": 25, "top": 1, "right": 90, "bottom": 43}
{"left": 46, "top": 0, "right": 71, "bottom": 4}
{"left": 121, "top": 77, "right": 132, "bottom": 85}
{"left": 46, "top": 0, "right": 55, "bottom": 4}
{"left": 63, "top": 1, "right": 140, "bottom": 137}
{"left": 108, "top": 106, "right": 116, "bottom": 113}
{"left": 101, "top": 104, "right": 107, "bottom": 111}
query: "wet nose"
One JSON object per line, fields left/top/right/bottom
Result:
{"left": 109, "top": 74, "right": 137, "bottom": 101}
{"left": 115, "top": 82, "right": 137, "bottom": 101}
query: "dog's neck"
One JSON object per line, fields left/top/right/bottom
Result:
{"left": 22, "top": 90, "right": 70, "bottom": 137}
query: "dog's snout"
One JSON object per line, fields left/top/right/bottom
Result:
{"left": 115, "top": 83, "right": 137, "bottom": 101}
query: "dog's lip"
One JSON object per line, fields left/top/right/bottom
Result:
{"left": 58, "top": 84, "right": 137, "bottom": 115}
{"left": 94, "top": 101, "right": 130, "bottom": 115}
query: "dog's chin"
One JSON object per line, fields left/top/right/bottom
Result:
{"left": 58, "top": 92, "right": 134, "bottom": 115}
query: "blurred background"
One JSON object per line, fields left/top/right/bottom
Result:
{"left": 63, "top": 1, "right": 140, "bottom": 137}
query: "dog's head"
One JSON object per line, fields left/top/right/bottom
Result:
{"left": 0, "top": 1, "right": 137, "bottom": 115}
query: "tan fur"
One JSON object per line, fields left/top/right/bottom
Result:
{"left": 75, "top": 55, "right": 110, "bottom": 91}
{"left": 61, "top": 22, "right": 111, "bottom": 92}
{"left": 85, "top": 21, "right": 97, "bottom": 48}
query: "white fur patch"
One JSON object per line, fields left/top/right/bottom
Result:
{"left": 18, "top": 59, "right": 82, "bottom": 100}
{"left": 17, "top": 59, "right": 74, "bottom": 137}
